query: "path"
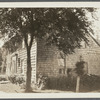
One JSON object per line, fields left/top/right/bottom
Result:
{"left": 0, "top": 83, "right": 22, "bottom": 93}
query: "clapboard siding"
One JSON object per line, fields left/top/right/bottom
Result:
{"left": 6, "top": 39, "right": 37, "bottom": 83}
{"left": 18, "top": 40, "right": 37, "bottom": 83}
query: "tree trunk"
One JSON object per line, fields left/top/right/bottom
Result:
{"left": 25, "top": 48, "right": 32, "bottom": 92}
{"left": 76, "top": 76, "right": 80, "bottom": 92}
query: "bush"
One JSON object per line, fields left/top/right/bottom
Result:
{"left": 44, "top": 74, "right": 100, "bottom": 92}
{"left": 8, "top": 75, "right": 16, "bottom": 83}
{"left": 46, "top": 75, "right": 76, "bottom": 91}
{"left": 36, "top": 74, "right": 48, "bottom": 90}
{"left": 80, "top": 74, "right": 100, "bottom": 92}
{"left": 8, "top": 74, "right": 25, "bottom": 84}
{"left": 35, "top": 73, "right": 100, "bottom": 92}
{"left": 36, "top": 73, "right": 76, "bottom": 91}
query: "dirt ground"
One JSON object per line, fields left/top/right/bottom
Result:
{"left": 0, "top": 82, "right": 74, "bottom": 93}
{"left": 0, "top": 82, "right": 99, "bottom": 93}
{"left": 0, "top": 83, "right": 23, "bottom": 93}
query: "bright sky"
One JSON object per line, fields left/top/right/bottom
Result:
{"left": 90, "top": 9, "right": 100, "bottom": 39}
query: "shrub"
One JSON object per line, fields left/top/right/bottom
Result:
{"left": 8, "top": 74, "right": 25, "bottom": 84}
{"left": 43, "top": 74, "right": 100, "bottom": 92}
{"left": 15, "top": 75, "right": 25, "bottom": 84}
{"left": 75, "top": 61, "right": 86, "bottom": 76}
{"left": 46, "top": 75, "right": 76, "bottom": 91}
{"left": 80, "top": 74, "right": 100, "bottom": 92}
{"left": 36, "top": 74, "right": 48, "bottom": 90}
{"left": 8, "top": 75, "right": 16, "bottom": 83}
{"left": 35, "top": 73, "right": 100, "bottom": 92}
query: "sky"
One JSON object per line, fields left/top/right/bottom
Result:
{"left": 90, "top": 9, "right": 100, "bottom": 39}
{"left": 0, "top": 8, "right": 100, "bottom": 48}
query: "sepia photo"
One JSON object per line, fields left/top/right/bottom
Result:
{"left": 0, "top": 2, "right": 100, "bottom": 98}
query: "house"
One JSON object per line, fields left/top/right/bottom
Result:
{"left": 6, "top": 34, "right": 100, "bottom": 83}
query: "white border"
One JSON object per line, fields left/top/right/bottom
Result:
{"left": 0, "top": 93, "right": 100, "bottom": 98}
{"left": 0, "top": 2, "right": 100, "bottom": 8}
{"left": 0, "top": 1, "right": 100, "bottom": 98}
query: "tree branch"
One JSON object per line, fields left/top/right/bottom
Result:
{"left": 19, "top": 13, "right": 29, "bottom": 49}
{"left": 29, "top": 9, "right": 34, "bottom": 49}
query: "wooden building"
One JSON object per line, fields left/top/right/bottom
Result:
{"left": 6, "top": 34, "right": 100, "bottom": 83}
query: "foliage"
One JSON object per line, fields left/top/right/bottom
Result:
{"left": 36, "top": 74, "right": 48, "bottom": 90}
{"left": 46, "top": 76, "right": 76, "bottom": 91}
{"left": 0, "top": 8, "right": 96, "bottom": 91}
{"left": 79, "top": 74, "right": 100, "bottom": 92}
{"left": 44, "top": 8, "right": 96, "bottom": 54}
{"left": 42, "top": 74, "right": 100, "bottom": 92}
{"left": 0, "top": 8, "right": 96, "bottom": 54}
{"left": 3, "top": 34, "right": 22, "bottom": 52}
{"left": 8, "top": 74, "right": 25, "bottom": 84}
{"left": 75, "top": 61, "right": 86, "bottom": 76}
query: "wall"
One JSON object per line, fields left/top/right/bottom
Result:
{"left": 65, "top": 35, "right": 100, "bottom": 75}
{"left": 37, "top": 36, "right": 100, "bottom": 77}
{"left": 66, "top": 48, "right": 100, "bottom": 75}
{"left": 6, "top": 34, "right": 100, "bottom": 83}
{"left": 6, "top": 39, "right": 37, "bottom": 83}
{"left": 17, "top": 39, "right": 37, "bottom": 82}
{"left": 37, "top": 39, "right": 59, "bottom": 77}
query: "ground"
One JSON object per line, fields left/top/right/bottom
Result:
{"left": 0, "top": 82, "right": 100, "bottom": 93}
{"left": 0, "top": 81, "right": 100, "bottom": 93}
{"left": 0, "top": 82, "right": 74, "bottom": 93}
{"left": 0, "top": 83, "right": 22, "bottom": 93}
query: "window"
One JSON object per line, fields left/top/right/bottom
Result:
{"left": 18, "top": 58, "right": 20, "bottom": 67}
{"left": 21, "top": 59, "right": 24, "bottom": 74}
{"left": 58, "top": 51, "right": 65, "bottom": 66}
{"left": 59, "top": 68, "right": 64, "bottom": 74}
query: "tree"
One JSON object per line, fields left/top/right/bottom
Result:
{"left": 0, "top": 8, "right": 95, "bottom": 92}
{"left": 44, "top": 8, "right": 95, "bottom": 74}
{"left": 0, "top": 8, "right": 47, "bottom": 92}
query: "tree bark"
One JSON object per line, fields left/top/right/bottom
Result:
{"left": 76, "top": 76, "right": 80, "bottom": 92}
{"left": 25, "top": 47, "right": 32, "bottom": 92}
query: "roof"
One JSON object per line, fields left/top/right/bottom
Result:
{"left": 88, "top": 33, "right": 100, "bottom": 47}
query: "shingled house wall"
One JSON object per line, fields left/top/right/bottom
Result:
{"left": 65, "top": 35, "right": 100, "bottom": 75}
{"left": 66, "top": 48, "right": 100, "bottom": 75}
{"left": 36, "top": 36, "right": 100, "bottom": 76}
{"left": 37, "top": 39, "right": 60, "bottom": 77}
